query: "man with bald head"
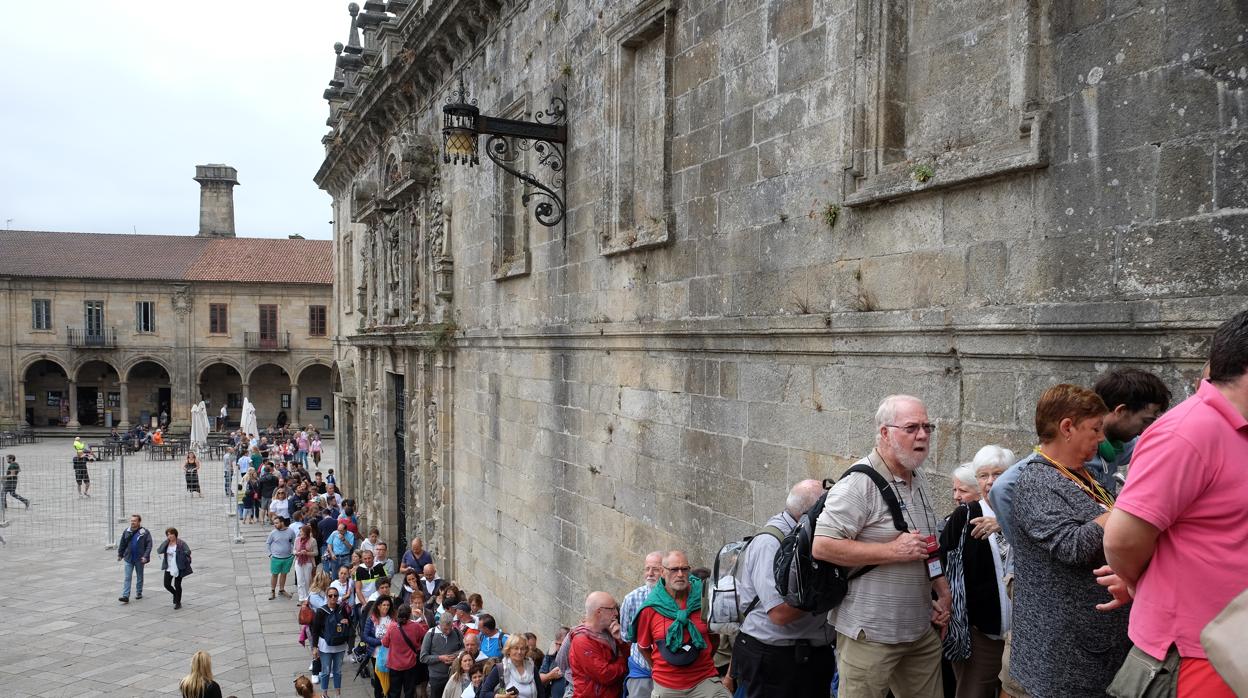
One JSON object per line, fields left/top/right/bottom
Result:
{"left": 619, "top": 550, "right": 666, "bottom": 698}
{"left": 731, "top": 480, "right": 836, "bottom": 697}
{"left": 567, "top": 591, "right": 630, "bottom": 697}
{"left": 812, "top": 395, "right": 950, "bottom": 698}
{"left": 400, "top": 536, "right": 433, "bottom": 577}
{"left": 634, "top": 551, "right": 731, "bottom": 697}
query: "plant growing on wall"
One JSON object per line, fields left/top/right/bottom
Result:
{"left": 911, "top": 163, "right": 935, "bottom": 183}
{"left": 823, "top": 203, "right": 841, "bottom": 228}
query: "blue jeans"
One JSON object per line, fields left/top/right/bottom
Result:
{"left": 319, "top": 649, "right": 344, "bottom": 690}
{"left": 121, "top": 560, "right": 144, "bottom": 598}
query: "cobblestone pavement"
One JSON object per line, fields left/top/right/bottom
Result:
{"left": 0, "top": 438, "right": 374, "bottom": 698}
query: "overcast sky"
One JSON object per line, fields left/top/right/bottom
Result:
{"left": 0, "top": 1, "right": 352, "bottom": 240}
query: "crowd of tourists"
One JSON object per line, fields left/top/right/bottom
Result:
{"left": 132, "top": 310, "right": 1248, "bottom": 698}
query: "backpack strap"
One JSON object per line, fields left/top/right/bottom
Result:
{"left": 739, "top": 525, "right": 786, "bottom": 618}
{"left": 843, "top": 463, "right": 909, "bottom": 533}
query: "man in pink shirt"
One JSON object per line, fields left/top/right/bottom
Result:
{"left": 1104, "top": 310, "right": 1248, "bottom": 697}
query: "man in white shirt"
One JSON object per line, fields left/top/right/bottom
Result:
{"left": 217, "top": 404, "right": 228, "bottom": 431}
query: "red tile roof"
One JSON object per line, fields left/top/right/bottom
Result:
{"left": 0, "top": 230, "right": 332, "bottom": 285}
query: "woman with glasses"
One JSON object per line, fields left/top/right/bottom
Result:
{"left": 311, "top": 586, "right": 352, "bottom": 698}
{"left": 1008, "top": 385, "right": 1128, "bottom": 697}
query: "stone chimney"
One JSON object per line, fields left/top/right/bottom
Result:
{"left": 193, "top": 164, "right": 239, "bottom": 237}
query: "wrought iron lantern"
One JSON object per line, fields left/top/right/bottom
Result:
{"left": 441, "top": 75, "right": 568, "bottom": 227}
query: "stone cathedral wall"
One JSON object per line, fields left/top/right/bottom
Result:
{"left": 320, "top": 0, "right": 1248, "bottom": 638}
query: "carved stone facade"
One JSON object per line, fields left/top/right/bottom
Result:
{"left": 316, "top": 0, "right": 1248, "bottom": 639}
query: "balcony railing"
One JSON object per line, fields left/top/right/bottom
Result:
{"left": 67, "top": 327, "right": 117, "bottom": 348}
{"left": 245, "top": 331, "right": 290, "bottom": 351}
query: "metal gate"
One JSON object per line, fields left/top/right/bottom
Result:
{"left": 393, "top": 373, "right": 407, "bottom": 544}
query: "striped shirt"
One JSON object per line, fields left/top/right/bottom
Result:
{"left": 814, "top": 450, "right": 938, "bottom": 643}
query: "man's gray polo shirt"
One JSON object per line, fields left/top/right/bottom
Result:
{"left": 814, "top": 450, "right": 937, "bottom": 644}
{"left": 737, "top": 510, "right": 835, "bottom": 645}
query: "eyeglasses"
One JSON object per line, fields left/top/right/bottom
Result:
{"left": 885, "top": 423, "right": 936, "bottom": 435}
{"left": 664, "top": 566, "right": 692, "bottom": 574}
{"left": 596, "top": 605, "right": 619, "bottom": 614}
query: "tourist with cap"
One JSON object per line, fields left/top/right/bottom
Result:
{"left": 632, "top": 550, "right": 729, "bottom": 698}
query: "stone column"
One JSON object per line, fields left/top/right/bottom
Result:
{"left": 66, "top": 380, "right": 80, "bottom": 428}
{"left": 118, "top": 381, "right": 130, "bottom": 429}
{"left": 290, "top": 384, "right": 301, "bottom": 427}
{"left": 241, "top": 382, "right": 250, "bottom": 400}
{"left": 17, "top": 379, "right": 26, "bottom": 425}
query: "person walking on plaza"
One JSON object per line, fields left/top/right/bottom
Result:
{"left": 184, "top": 452, "right": 203, "bottom": 497}
{"left": 3, "top": 454, "right": 31, "bottom": 509}
{"left": 732, "top": 480, "right": 836, "bottom": 698}
{"left": 179, "top": 650, "right": 223, "bottom": 698}
{"left": 633, "top": 550, "right": 730, "bottom": 698}
{"left": 267, "top": 516, "right": 297, "bottom": 599}
{"left": 223, "top": 447, "right": 235, "bottom": 497}
{"left": 1103, "top": 310, "right": 1248, "bottom": 697}
{"left": 72, "top": 449, "right": 91, "bottom": 497}
{"left": 811, "top": 395, "right": 950, "bottom": 698}
{"left": 567, "top": 591, "right": 630, "bottom": 698}
{"left": 312, "top": 585, "right": 352, "bottom": 698}
{"left": 217, "top": 403, "right": 228, "bottom": 431}
{"left": 117, "top": 513, "right": 152, "bottom": 603}
{"left": 157, "top": 526, "right": 193, "bottom": 609}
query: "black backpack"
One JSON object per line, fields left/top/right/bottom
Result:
{"left": 773, "top": 463, "right": 909, "bottom": 614}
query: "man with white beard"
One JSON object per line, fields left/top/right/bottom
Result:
{"left": 812, "top": 395, "right": 951, "bottom": 698}
{"left": 618, "top": 551, "right": 665, "bottom": 698}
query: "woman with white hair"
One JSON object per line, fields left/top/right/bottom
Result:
{"left": 938, "top": 445, "right": 1015, "bottom": 698}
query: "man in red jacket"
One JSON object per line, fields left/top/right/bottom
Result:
{"left": 569, "top": 591, "right": 630, "bottom": 697}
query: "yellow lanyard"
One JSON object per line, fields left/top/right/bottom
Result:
{"left": 1034, "top": 447, "right": 1116, "bottom": 510}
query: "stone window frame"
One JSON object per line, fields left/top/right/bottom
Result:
{"left": 31, "top": 298, "right": 52, "bottom": 331}
{"left": 492, "top": 94, "right": 533, "bottom": 281}
{"left": 134, "top": 300, "right": 157, "bottom": 334}
{"left": 599, "top": 0, "right": 677, "bottom": 257}
{"left": 842, "top": 0, "right": 1049, "bottom": 207}
{"left": 208, "top": 303, "right": 229, "bottom": 335}
{"left": 309, "top": 304, "right": 328, "bottom": 337}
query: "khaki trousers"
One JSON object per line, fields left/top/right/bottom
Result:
{"left": 652, "top": 677, "right": 732, "bottom": 698}
{"left": 951, "top": 627, "right": 1004, "bottom": 698}
{"left": 997, "top": 630, "right": 1032, "bottom": 698}
{"left": 836, "top": 629, "right": 943, "bottom": 698}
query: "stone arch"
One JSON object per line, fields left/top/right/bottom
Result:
{"left": 196, "top": 357, "right": 244, "bottom": 383}
{"left": 72, "top": 357, "right": 122, "bottom": 382}
{"left": 295, "top": 357, "right": 333, "bottom": 383}
{"left": 246, "top": 360, "right": 292, "bottom": 385}
{"left": 125, "top": 359, "right": 173, "bottom": 428}
{"left": 20, "top": 356, "right": 72, "bottom": 427}
{"left": 121, "top": 355, "right": 173, "bottom": 382}
{"left": 18, "top": 353, "right": 71, "bottom": 380}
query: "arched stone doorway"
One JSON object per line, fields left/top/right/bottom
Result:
{"left": 126, "top": 360, "right": 172, "bottom": 429}
{"left": 198, "top": 362, "right": 243, "bottom": 431}
{"left": 247, "top": 362, "right": 290, "bottom": 429}
{"left": 73, "top": 359, "right": 122, "bottom": 428}
{"left": 21, "top": 358, "right": 70, "bottom": 427}
{"left": 295, "top": 362, "right": 333, "bottom": 431}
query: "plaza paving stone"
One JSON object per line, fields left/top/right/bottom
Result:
{"left": 0, "top": 438, "right": 374, "bottom": 698}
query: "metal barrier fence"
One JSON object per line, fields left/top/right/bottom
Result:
{"left": 0, "top": 441, "right": 235, "bottom": 548}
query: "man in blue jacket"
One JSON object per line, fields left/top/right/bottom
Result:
{"left": 118, "top": 513, "right": 152, "bottom": 603}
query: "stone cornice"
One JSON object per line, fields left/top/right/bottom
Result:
{"left": 314, "top": 0, "right": 514, "bottom": 194}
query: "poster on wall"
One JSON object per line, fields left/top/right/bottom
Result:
{"left": 47, "top": 390, "right": 62, "bottom": 407}
{"left": 305, "top": 397, "right": 321, "bottom": 411}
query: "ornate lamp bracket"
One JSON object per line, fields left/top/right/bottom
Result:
{"left": 442, "top": 76, "right": 568, "bottom": 228}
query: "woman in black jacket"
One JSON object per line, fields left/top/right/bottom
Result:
{"left": 940, "top": 451, "right": 1013, "bottom": 698}
{"left": 157, "top": 527, "right": 193, "bottom": 609}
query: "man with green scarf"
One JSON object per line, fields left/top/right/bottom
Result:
{"left": 631, "top": 551, "right": 730, "bottom": 698}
